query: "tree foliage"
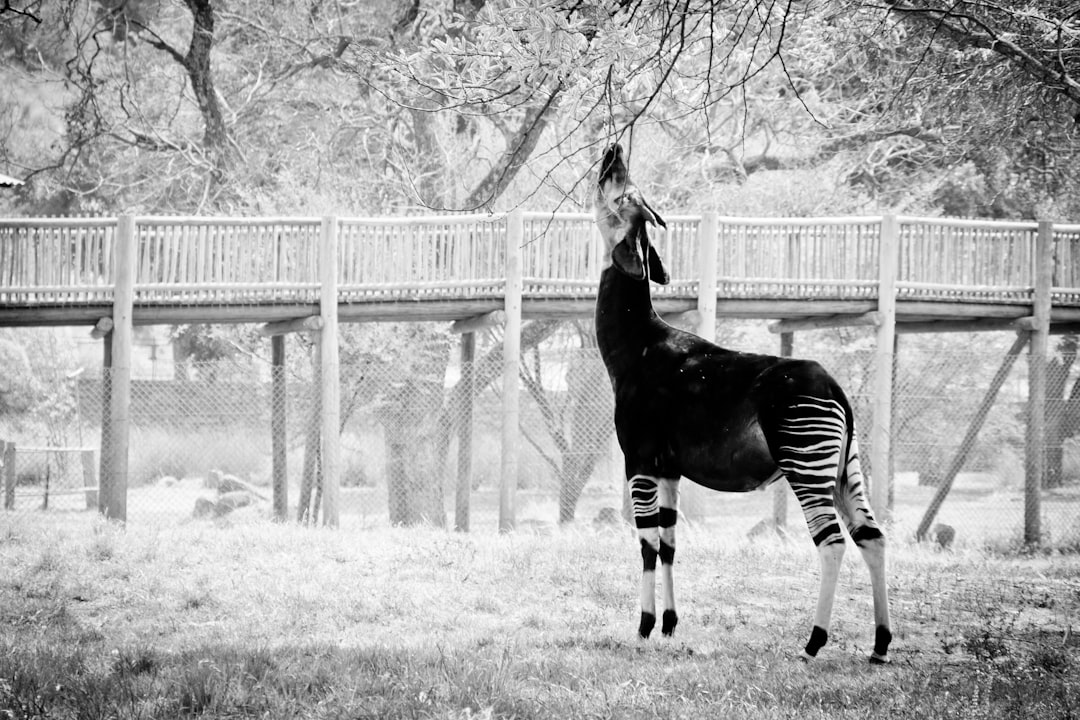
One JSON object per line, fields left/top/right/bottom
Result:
{"left": 1, "top": 0, "right": 1078, "bottom": 217}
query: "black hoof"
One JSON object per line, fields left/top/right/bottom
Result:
{"left": 638, "top": 611, "right": 656, "bottom": 639}
{"left": 874, "top": 625, "right": 893, "bottom": 658}
{"left": 803, "top": 625, "right": 828, "bottom": 659}
{"left": 661, "top": 609, "right": 678, "bottom": 637}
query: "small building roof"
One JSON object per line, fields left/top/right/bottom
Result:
{"left": 0, "top": 173, "right": 25, "bottom": 187}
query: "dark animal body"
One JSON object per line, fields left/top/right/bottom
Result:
{"left": 594, "top": 143, "right": 892, "bottom": 662}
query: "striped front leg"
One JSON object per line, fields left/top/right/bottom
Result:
{"left": 629, "top": 474, "right": 680, "bottom": 638}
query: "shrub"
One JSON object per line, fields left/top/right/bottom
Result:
{"left": 128, "top": 427, "right": 268, "bottom": 486}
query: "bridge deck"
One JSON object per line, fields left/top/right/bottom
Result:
{"left": 3, "top": 213, "right": 1080, "bottom": 326}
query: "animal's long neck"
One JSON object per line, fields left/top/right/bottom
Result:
{"left": 595, "top": 265, "right": 660, "bottom": 379}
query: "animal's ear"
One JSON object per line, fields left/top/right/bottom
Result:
{"left": 611, "top": 238, "right": 645, "bottom": 280}
{"left": 647, "top": 244, "right": 669, "bottom": 285}
{"left": 642, "top": 200, "right": 667, "bottom": 229}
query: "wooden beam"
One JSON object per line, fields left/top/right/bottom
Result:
{"left": 500, "top": 210, "right": 524, "bottom": 532}
{"left": 768, "top": 311, "right": 881, "bottom": 334}
{"left": 450, "top": 310, "right": 504, "bottom": 334}
{"left": 260, "top": 315, "right": 323, "bottom": 336}
{"left": 716, "top": 299, "right": 880, "bottom": 318}
{"left": 916, "top": 331, "right": 1030, "bottom": 541}
{"left": 341, "top": 300, "right": 502, "bottom": 323}
{"left": 319, "top": 216, "right": 341, "bottom": 528}
{"left": 129, "top": 304, "right": 321, "bottom": 326}
{"left": 897, "top": 302, "right": 1031, "bottom": 320}
{"left": 1025, "top": 221, "right": 1054, "bottom": 545}
{"left": 90, "top": 317, "right": 113, "bottom": 339}
{"left": 1050, "top": 308, "right": 1080, "bottom": 323}
{"left": 0, "top": 307, "right": 113, "bottom": 327}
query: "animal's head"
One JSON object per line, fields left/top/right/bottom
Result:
{"left": 594, "top": 143, "right": 669, "bottom": 284}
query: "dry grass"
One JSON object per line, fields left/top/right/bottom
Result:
{"left": 1, "top": 513, "right": 1078, "bottom": 719}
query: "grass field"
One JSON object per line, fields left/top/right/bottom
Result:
{"left": 1, "top": 513, "right": 1078, "bottom": 719}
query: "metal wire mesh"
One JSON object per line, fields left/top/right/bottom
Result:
{"left": 2, "top": 323, "right": 1079, "bottom": 548}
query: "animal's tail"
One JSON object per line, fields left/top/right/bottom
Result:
{"left": 836, "top": 400, "right": 884, "bottom": 544}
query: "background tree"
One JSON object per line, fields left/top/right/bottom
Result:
{"left": 5, "top": 0, "right": 1080, "bottom": 516}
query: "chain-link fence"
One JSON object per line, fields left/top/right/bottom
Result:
{"left": 2, "top": 323, "right": 1079, "bottom": 548}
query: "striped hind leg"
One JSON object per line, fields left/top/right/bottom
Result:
{"left": 774, "top": 399, "right": 850, "bottom": 660}
{"left": 835, "top": 436, "right": 893, "bottom": 664}
{"left": 629, "top": 474, "right": 680, "bottom": 638}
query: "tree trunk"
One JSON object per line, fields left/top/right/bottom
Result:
{"left": 182, "top": 0, "right": 231, "bottom": 178}
{"left": 463, "top": 84, "right": 563, "bottom": 210}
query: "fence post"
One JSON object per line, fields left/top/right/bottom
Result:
{"left": 1025, "top": 221, "right": 1054, "bottom": 545}
{"left": 3, "top": 441, "right": 14, "bottom": 510}
{"left": 500, "top": 210, "right": 524, "bottom": 532}
{"left": 319, "top": 216, "right": 341, "bottom": 528}
{"left": 81, "top": 449, "right": 98, "bottom": 510}
{"left": 271, "top": 334, "right": 288, "bottom": 521}
{"left": 870, "top": 214, "right": 899, "bottom": 518}
{"left": 102, "top": 215, "right": 135, "bottom": 523}
{"left": 455, "top": 331, "right": 475, "bottom": 532}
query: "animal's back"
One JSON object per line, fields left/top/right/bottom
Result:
{"left": 612, "top": 324, "right": 848, "bottom": 491}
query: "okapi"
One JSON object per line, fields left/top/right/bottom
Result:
{"left": 593, "top": 143, "right": 891, "bottom": 663}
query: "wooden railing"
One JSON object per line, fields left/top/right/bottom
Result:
{"left": 2, "top": 213, "right": 1079, "bottom": 309}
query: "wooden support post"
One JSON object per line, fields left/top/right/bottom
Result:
{"left": 681, "top": 211, "right": 720, "bottom": 522}
{"left": 102, "top": 215, "right": 135, "bottom": 523}
{"left": 3, "top": 441, "right": 14, "bottom": 510}
{"left": 319, "top": 216, "right": 341, "bottom": 528}
{"left": 81, "top": 449, "right": 98, "bottom": 509}
{"left": 870, "top": 214, "right": 899, "bottom": 518}
{"left": 695, "top": 211, "right": 719, "bottom": 341}
{"left": 916, "top": 331, "right": 1029, "bottom": 541}
{"left": 271, "top": 334, "right": 288, "bottom": 521}
{"left": 98, "top": 332, "right": 112, "bottom": 511}
{"left": 500, "top": 210, "right": 524, "bottom": 532}
{"left": 455, "top": 331, "right": 476, "bottom": 532}
{"left": 773, "top": 332, "right": 793, "bottom": 532}
{"left": 1025, "top": 221, "right": 1054, "bottom": 545}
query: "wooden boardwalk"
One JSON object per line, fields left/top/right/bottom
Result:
{"left": 3, "top": 211, "right": 1077, "bottom": 533}
{"left": 3, "top": 213, "right": 1080, "bottom": 328}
